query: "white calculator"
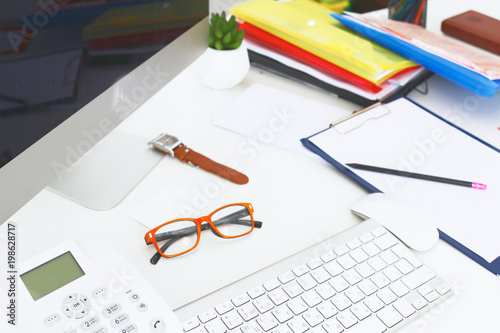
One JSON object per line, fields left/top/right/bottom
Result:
{"left": 18, "top": 238, "right": 182, "bottom": 333}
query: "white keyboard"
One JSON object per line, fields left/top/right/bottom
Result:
{"left": 181, "top": 219, "right": 452, "bottom": 333}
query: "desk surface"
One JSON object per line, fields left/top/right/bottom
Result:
{"left": 5, "top": 1, "right": 500, "bottom": 332}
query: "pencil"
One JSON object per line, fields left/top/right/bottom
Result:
{"left": 347, "top": 163, "right": 487, "bottom": 190}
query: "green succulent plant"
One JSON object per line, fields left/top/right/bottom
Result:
{"left": 209, "top": 11, "right": 245, "bottom": 50}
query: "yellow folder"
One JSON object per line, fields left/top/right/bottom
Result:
{"left": 230, "top": 0, "right": 416, "bottom": 84}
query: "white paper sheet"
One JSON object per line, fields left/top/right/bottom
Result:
{"left": 309, "top": 98, "right": 500, "bottom": 262}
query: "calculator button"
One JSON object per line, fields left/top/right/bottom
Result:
{"left": 62, "top": 305, "right": 73, "bottom": 318}
{"left": 93, "top": 288, "right": 108, "bottom": 299}
{"left": 64, "top": 293, "right": 79, "bottom": 304}
{"left": 129, "top": 292, "right": 140, "bottom": 303}
{"left": 111, "top": 313, "right": 130, "bottom": 328}
{"left": 150, "top": 318, "right": 166, "bottom": 332}
{"left": 75, "top": 308, "right": 91, "bottom": 319}
{"left": 119, "top": 323, "right": 138, "bottom": 333}
{"left": 44, "top": 313, "right": 60, "bottom": 327}
{"left": 81, "top": 295, "right": 91, "bottom": 306}
{"left": 137, "top": 302, "right": 148, "bottom": 312}
{"left": 91, "top": 327, "right": 108, "bottom": 333}
{"left": 71, "top": 300, "right": 85, "bottom": 311}
{"left": 81, "top": 316, "right": 100, "bottom": 331}
{"left": 103, "top": 304, "right": 122, "bottom": 318}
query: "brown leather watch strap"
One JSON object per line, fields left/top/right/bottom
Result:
{"left": 173, "top": 145, "right": 249, "bottom": 185}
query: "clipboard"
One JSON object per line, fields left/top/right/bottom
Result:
{"left": 301, "top": 98, "right": 500, "bottom": 275}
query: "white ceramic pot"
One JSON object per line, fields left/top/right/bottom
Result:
{"left": 196, "top": 41, "right": 250, "bottom": 90}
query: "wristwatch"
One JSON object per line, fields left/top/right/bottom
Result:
{"left": 148, "top": 133, "right": 249, "bottom": 185}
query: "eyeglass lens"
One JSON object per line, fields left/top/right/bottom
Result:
{"left": 154, "top": 204, "right": 253, "bottom": 257}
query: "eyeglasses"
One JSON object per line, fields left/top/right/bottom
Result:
{"left": 144, "top": 203, "right": 262, "bottom": 264}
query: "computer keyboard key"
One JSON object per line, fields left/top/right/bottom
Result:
{"left": 364, "top": 296, "right": 384, "bottom": 313}
{"left": 233, "top": 293, "right": 251, "bottom": 307}
{"left": 315, "top": 284, "right": 336, "bottom": 300}
{"left": 402, "top": 267, "right": 435, "bottom": 290}
{"left": 205, "top": 319, "right": 227, "bottom": 333}
{"left": 374, "top": 234, "right": 398, "bottom": 251}
{"left": 249, "top": 286, "right": 267, "bottom": 299}
{"left": 436, "top": 283, "right": 452, "bottom": 296}
{"left": 424, "top": 290, "right": 440, "bottom": 303}
{"left": 279, "top": 272, "right": 296, "bottom": 284}
{"left": 342, "top": 314, "right": 386, "bottom": 333}
{"left": 264, "top": 279, "right": 281, "bottom": 292}
{"left": 320, "top": 251, "right": 336, "bottom": 263}
{"left": 343, "top": 270, "right": 363, "bottom": 285}
{"left": 355, "top": 263, "right": 375, "bottom": 279}
{"left": 241, "top": 322, "right": 264, "bottom": 333}
{"left": 389, "top": 281, "right": 409, "bottom": 298}
{"left": 377, "top": 305, "right": 403, "bottom": 328}
{"left": 411, "top": 297, "right": 428, "bottom": 310}
{"left": 237, "top": 303, "right": 259, "bottom": 321}
{"left": 331, "top": 294, "right": 351, "bottom": 311}
{"left": 293, "top": 265, "right": 310, "bottom": 277}
{"left": 257, "top": 313, "right": 279, "bottom": 331}
{"left": 393, "top": 299, "right": 415, "bottom": 318}
{"left": 350, "top": 303, "right": 371, "bottom": 321}
{"left": 269, "top": 289, "right": 289, "bottom": 306}
{"left": 322, "top": 318, "right": 344, "bottom": 333}
{"left": 297, "top": 275, "right": 317, "bottom": 291}
{"left": 337, "top": 255, "right": 357, "bottom": 270}
{"left": 183, "top": 318, "right": 200, "bottom": 332}
{"left": 316, "top": 301, "right": 338, "bottom": 319}
{"left": 367, "top": 257, "right": 387, "bottom": 272}
{"left": 254, "top": 296, "right": 275, "bottom": 313}
{"left": 287, "top": 316, "right": 309, "bottom": 333}
{"left": 283, "top": 281, "right": 304, "bottom": 299}
{"left": 336, "top": 311, "right": 357, "bottom": 329}
{"left": 270, "top": 325, "right": 294, "bottom": 333}
{"left": 334, "top": 245, "right": 350, "bottom": 257}
{"left": 287, "top": 299, "right": 308, "bottom": 316}
{"left": 324, "top": 262, "right": 344, "bottom": 277}
{"left": 307, "top": 258, "right": 324, "bottom": 270}
{"left": 310, "top": 267, "right": 331, "bottom": 284}
{"left": 271, "top": 306, "right": 294, "bottom": 323}
{"left": 215, "top": 302, "right": 234, "bottom": 315}
{"left": 221, "top": 311, "right": 243, "bottom": 329}
{"left": 301, "top": 290, "right": 322, "bottom": 307}
{"left": 329, "top": 276, "right": 349, "bottom": 293}
{"left": 302, "top": 308, "right": 324, "bottom": 327}
{"left": 357, "top": 279, "right": 378, "bottom": 296}
{"left": 344, "top": 286, "right": 365, "bottom": 303}
{"left": 362, "top": 243, "right": 380, "bottom": 257}
{"left": 199, "top": 310, "right": 217, "bottom": 323}
{"left": 395, "top": 259, "right": 414, "bottom": 275}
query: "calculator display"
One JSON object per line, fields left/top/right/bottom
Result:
{"left": 20, "top": 251, "right": 85, "bottom": 301}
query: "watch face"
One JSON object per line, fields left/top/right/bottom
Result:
{"left": 158, "top": 135, "right": 179, "bottom": 148}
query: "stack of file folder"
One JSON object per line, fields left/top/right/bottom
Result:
{"left": 229, "top": 0, "right": 430, "bottom": 106}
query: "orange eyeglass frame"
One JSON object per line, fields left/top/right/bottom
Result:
{"left": 144, "top": 203, "right": 258, "bottom": 258}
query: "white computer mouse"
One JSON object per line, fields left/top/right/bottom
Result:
{"left": 350, "top": 192, "right": 439, "bottom": 251}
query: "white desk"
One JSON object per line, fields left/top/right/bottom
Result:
{"left": 6, "top": 1, "right": 500, "bottom": 332}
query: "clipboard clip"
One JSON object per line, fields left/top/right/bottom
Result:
{"left": 330, "top": 102, "right": 391, "bottom": 135}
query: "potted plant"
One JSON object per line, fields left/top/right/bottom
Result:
{"left": 196, "top": 11, "right": 250, "bottom": 89}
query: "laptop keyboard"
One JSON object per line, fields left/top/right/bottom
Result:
{"left": 181, "top": 220, "right": 452, "bottom": 333}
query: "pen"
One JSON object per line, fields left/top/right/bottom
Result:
{"left": 347, "top": 163, "right": 487, "bottom": 190}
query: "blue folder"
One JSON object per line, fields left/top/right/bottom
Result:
{"left": 330, "top": 13, "right": 500, "bottom": 98}
{"left": 301, "top": 97, "right": 500, "bottom": 276}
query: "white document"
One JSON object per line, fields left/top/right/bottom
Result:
{"left": 309, "top": 98, "right": 500, "bottom": 263}
{"left": 212, "top": 83, "right": 349, "bottom": 158}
